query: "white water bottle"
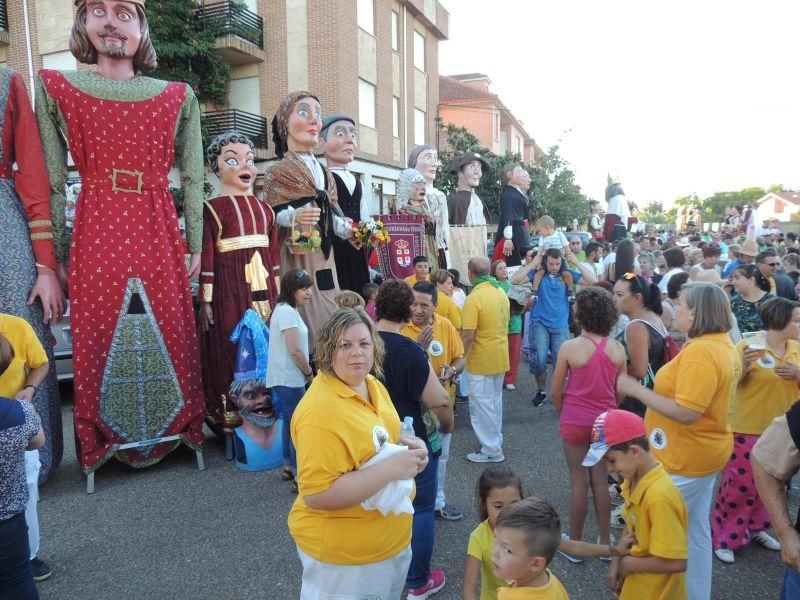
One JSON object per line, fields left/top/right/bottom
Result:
{"left": 401, "top": 416, "right": 414, "bottom": 436}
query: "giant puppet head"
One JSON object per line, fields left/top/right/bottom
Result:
{"left": 447, "top": 151, "right": 491, "bottom": 192}
{"left": 207, "top": 131, "right": 257, "bottom": 196}
{"left": 408, "top": 145, "right": 440, "bottom": 186}
{"left": 320, "top": 114, "right": 357, "bottom": 168}
{"left": 70, "top": 0, "right": 157, "bottom": 73}
{"left": 270, "top": 91, "right": 322, "bottom": 158}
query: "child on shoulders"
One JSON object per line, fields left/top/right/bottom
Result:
{"left": 530, "top": 215, "right": 576, "bottom": 301}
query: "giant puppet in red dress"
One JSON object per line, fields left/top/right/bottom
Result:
{"left": 35, "top": 0, "right": 205, "bottom": 474}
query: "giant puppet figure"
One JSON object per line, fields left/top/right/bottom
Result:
{"left": 493, "top": 162, "right": 532, "bottom": 267}
{"left": 602, "top": 175, "right": 631, "bottom": 242}
{"left": 319, "top": 114, "right": 370, "bottom": 294}
{"left": 0, "top": 67, "right": 65, "bottom": 483}
{"left": 447, "top": 151, "right": 491, "bottom": 228}
{"left": 264, "top": 92, "right": 353, "bottom": 349}
{"left": 35, "top": 0, "right": 205, "bottom": 473}
{"left": 198, "top": 131, "right": 277, "bottom": 437}
{"left": 408, "top": 145, "right": 449, "bottom": 268}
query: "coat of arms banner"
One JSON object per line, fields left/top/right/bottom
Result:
{"left": 375, "top": 214, "right": 424, "bottom": 280}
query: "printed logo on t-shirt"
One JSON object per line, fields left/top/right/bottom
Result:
{"left": 372, "top": 425, "right": 389, "bottom": 453}
{"left": 650, "top": 427, "right": 667, "bottom": 450}
{"left": 428, "top": 340, "right": 444, "bottom": 357}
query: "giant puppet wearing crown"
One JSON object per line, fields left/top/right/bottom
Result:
{"left": 35, "top": 0, "right": 205, "bottom": 473}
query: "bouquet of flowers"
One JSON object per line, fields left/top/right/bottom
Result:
{"left": 350, "top": 218, "right": 391, "bottom": 250}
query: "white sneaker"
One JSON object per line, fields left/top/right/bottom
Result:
{"left": 466, "top": 452, "right": 506, "bottom": 464}
{"left": 753, "top": 531, "right": 781, "bottom": 551}
{"left": 597, "top": 534, "right": 616, "bottom": 562}
{"left": 556, "top": 533, "right": 585, "bottom": 564}
{"left": 610, "top": 504, "right": 626, "bottom": 527}
{"left": 714, "top": 547, "right": 734, "bottom": 563}
{"left": 504, "top": 383, "right": 516, "bottom": 390}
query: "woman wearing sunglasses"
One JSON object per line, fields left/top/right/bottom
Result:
{"left": 266, "top": 268, "right": 315, "bottom": 491}
{"left": 612, "top": 272, "right": 667, "bottom": 417}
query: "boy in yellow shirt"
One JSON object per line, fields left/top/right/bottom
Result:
{"left": 492, "top": 497, "right": 570, "bottom": 599}
{"left": 583, "top": 410, "right": 687, "bottom": 600}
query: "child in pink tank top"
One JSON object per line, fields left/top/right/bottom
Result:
{"left": 551, "top": 287, "right": 627, "bottom": 554}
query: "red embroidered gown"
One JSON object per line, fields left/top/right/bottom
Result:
{"left": 198, "top": 194, "right": 278, "bottom": 432}
{"left": 36, "top": 70, "right": 205, "bottom": 472}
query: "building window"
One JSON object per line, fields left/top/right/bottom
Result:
{"left": 413, "top": 30, "right": 425, "bottom": 71}
{"left": 359, "top": 79, "right": 376, "bottom": 129}
{"left": 414, "top": 109, "right": 425, "bottom": 146}
{"left": 42, "top": 51, "right": 77, "bottom": 71}
{"left": 392, "top": 96, "right": 400, "bottom": 137}
{"left": 357, "top": 0, "right": 374, "bottom": 36}
{"left": 391, "top": 11, "right": 399, "bottom": 51}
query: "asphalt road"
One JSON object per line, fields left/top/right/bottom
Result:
{"left": 36, "top": 374, "right": 789, "bottom": 600}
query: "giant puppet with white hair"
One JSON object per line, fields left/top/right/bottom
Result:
{"left": 35, "top": 0, "right": 206, "bottom": 475}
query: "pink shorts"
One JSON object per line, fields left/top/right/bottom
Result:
{"left": 558, "top": 423, "right": 593, "bottom": 446}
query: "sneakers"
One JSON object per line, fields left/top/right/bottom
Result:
{"left": 407, "top": 569, "right": 446, "bottom": 599}
{"left": 556, "top": 533, "right": 585, "bottom": 564}
{"left": 30, "top": 557, "right": 52, "bottom": 582}
{"left": 504, "top": 383, "right": 516, "bottom": 390}
{"left": 466, "top": 452, "right": 505, "bottom": 464}
{"left": 753, "top": 531, "right": 781, "bottom": 551}
{"left": 531, "top": 390, "right": 546, "bottom": 407}
{"left": 610, "top": 504, "right": 626, "bottom": 527}
{"left": 435, "top": 503, "right": 463, "bottom": 521}
{"left": 714, "top": 547, "right": 734, "bottom": 564}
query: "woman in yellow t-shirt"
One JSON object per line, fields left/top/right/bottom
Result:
{"left": 617, "top": 283, "right": 740, "bottom": 600}
{"left": 430, "top": 269, "right": 462, "bottom": 330}
{"left": 712, "top": 297, "right": 800, "bottom": 564}
{"left": 288, "top": 308, "right": 429, "bottom": 599}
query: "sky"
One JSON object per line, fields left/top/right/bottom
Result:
{"left": 437, "top": 0, "right": 800, "bottom": 208}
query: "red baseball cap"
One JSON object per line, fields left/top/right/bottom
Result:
{"left": 582, "top": 410, "right": 648, "bottom": 467}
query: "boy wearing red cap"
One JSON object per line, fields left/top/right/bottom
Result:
{"left": 583, "top": 410, "right": 688, "bottom": 600}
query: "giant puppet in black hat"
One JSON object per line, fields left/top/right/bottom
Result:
{"left": 319, "top": 113, "right": 370, "bottom": 294}
{"left": 36, "top": 0, "right": 205, "bottom": 475}
{"left": 446, "top": 151, "right": 492, "bottom": 227}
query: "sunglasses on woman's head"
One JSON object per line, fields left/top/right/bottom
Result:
{"left": 295, "top": 269, "right": 309, "bottom": 278}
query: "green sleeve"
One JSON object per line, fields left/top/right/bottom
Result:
{"left": 174, "top": 84, "right": 204, "bottom": 253}
{"left": 34, "top": 74, "right": 69, "bottom": 265}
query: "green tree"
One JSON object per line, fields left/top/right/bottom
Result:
{"left": 700, "top": 187, "right": 766, "bottom": 223}
{"left": 641, "top": 200, "right": 665, "bottom": 224}
{"left": 434, "top": 121, "right": 589, "bottom": 227}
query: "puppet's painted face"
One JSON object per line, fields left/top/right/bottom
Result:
{"left": 85, "top": 1, "right": 142, "bottom": 61}
{"left": 414, "top": 149, "right": 439, "bottom": 183}
{"left": 458, "top": 160, "right": 482, "bottom": 188}
{"left": 234, "top": 383, "right": 277, "bottom": 428}
{"left": 287, "top": 97, "right": 323, "bottom": 152}
{"left": 321, "top": 120, "right": 357, "bottom": 165}
{"left": 217, "top": 142, "right": 256, "bottom": 195}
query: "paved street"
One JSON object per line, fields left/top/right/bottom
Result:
{"left": 36, "top": 372, "right": 788, "bottom": 600}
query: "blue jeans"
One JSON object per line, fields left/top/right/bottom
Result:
{"left": 782, "top": 567, "right": 800, "bottom": 600}
{"left": 407, "top": 446, "right": 439, "bottom": 589}
{"left": 0, "top": 513, "right": 38, "bottom": 600}
{"left": 272, "top": 386, "right": 305, "bottom": 469}
{"left": 529, "top": 321, "right": 569, "bottom": 377}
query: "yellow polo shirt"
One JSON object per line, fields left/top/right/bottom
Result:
{"left": 401, "top": 314, "right": 464, "bottom": 383}
{"left": 288, "top": 371, "right": 412, "bottom": 565}
{"left": 620, "top": 463, "right": 688, "bottom": 600}
{"left": 0, "top": 314, "right": 48, "bottom": 397}
{"left": 467, "top": 519, "right": 506, "bottom": 600}
{"left": 462, "top": 281, "right": 510, "bottom": 375}
{"left": 404, "top": 274, "right": 429, "bottom": 287}
{"left": 497, "top": 570, "right": 569, "bottom": 599}
{"left": 436, "top": 292, "right": 463, "bottom": 330}
{"left": 731, "top": 339, "right": 800, "bottom": 434}
{"left": 646, "top": 332, "right": 740, "bottom": 477}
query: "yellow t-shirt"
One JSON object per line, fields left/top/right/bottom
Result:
{"left": 462, "top": 281, "right": 510, "bottom": 375}
{"left": 620, "top": 463, "right": 688, "bottom": 600}
{"left": 731, "top": 339, "right": 800, "bottom": 434}
{"left": 497, "top": 570, "right": 569, "bottom": 599}
{"left": 645, "top": 333, "right": 741, "bottom": 477}
{"left": 288, "top": 371, "right": 412, "bottom": 565}
{"left": 404, "top": 274, "right": 429, "bottom": 287}
{"left": 436, "top": 292, "right": 463, "bottom": 330}
{"left": 0, "top": 314, "right": 48, "bottom": 397}
{"left": 401, "top": 314, "right": 464, "bottom": 388}
{"left": 467, "top": 519, "right": 507, "bottom": 600}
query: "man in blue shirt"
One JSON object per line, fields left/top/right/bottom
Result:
{"left": 511, "top": 248, "right": 594, "bottom": 406}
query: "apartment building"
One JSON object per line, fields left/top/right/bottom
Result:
{"left": 0, "top": 0, "right": 449, "bottom": 214}
{"left": 439, "top": 73, "right": 543, "bottom": 165}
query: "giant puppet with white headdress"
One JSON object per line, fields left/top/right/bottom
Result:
{"left": 35, "top": 0, "right": 206, "bottom": 476}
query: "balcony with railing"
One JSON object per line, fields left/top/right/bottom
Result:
{"left": 0, "top": 0, "right": 9, "bottom": 45}
{"left": 196, "top": 1, "right": 265, "bottom": 65}
{"left": 204, "top": 109, "right": 269, "bottom": 158}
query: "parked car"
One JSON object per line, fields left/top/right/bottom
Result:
{"left": 50, "top": 302, "right": 73, "bottom": 381}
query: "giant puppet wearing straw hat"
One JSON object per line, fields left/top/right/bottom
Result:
{"left": 34, "top": 0, "right": 206, "bottom": 474}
